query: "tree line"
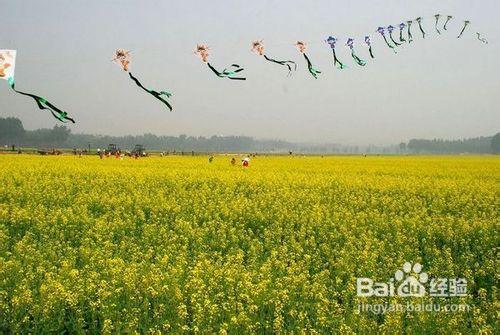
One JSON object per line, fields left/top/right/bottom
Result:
{"left": 1, "top": 117, "right": 498, "bottom": 153}
{"left": 405, "top": 135, "right": 500, "bottom": 154}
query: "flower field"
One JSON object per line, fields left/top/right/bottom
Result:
{"left": 0, "top": 155, "right": 497, "bottom": 334}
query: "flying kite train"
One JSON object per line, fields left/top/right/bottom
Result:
{"left": 0, "top": 50, "right": 75, "bottom": 123}
{"left": 195, "top": 44, "right": 246, "bottom": 80}
{"left": 112, "top": 49, "right": 173, "bottom": 111}
{"left": 2, "top": 14, "right": 488, "bottom": 123}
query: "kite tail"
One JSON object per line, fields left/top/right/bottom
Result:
{"left": 435, "top": 18, "right": 441, "bottom": 34}
{"left": 207, "top": 62, "right": 223, "bottom": 77}
{"left": 418, "top": 21, "right": 426, "bottom": 38}
{"left": 390, "top": 33, "right": 402, "bottom": 46}
{"left": 351, "top": 51, "right": 366, "bottom": 66}
{"left": 407, "top": 25, "right": 414, "bottom": 43}
{"left": 303, "top": 53, "right": 321, "bottom": 79}
{"left": 207, "top": 63, "right": 246, "bottom": 80}
{"left": 443, "top": 17, "right": 452, "bottom": 30}
{"left": 399, "top": 30, "right": 406, "bottom": 43}
{"left": 332, "top": 49, "right": 346, "bottom": 69}
{"left": 457, "top": 24, "right": 469, "bottom": 38}
{"left": 129, "top": 72, "right": 173, "bottom": 111}
{"left": 382, "top": 35, "right": 397, "bottom": 53}
{"left": 263, "top": 55, "right": 297, "bottom": 76}
{"left": 368, "top": 45, "right": 375, "bottom": 59}
{"left": 223, "top": 64, "right": 246, "bottom": 80}
{"left": 476, "top": 33, "right": 488, "bottom": 44}
{"left": 9, "top": 81, "right": 75, "bottom": 123}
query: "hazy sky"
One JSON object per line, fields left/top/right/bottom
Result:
{"left": 1, "top": 0, "right": 499, "bottom": 144}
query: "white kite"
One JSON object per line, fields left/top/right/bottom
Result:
{"left": 0, "top": 49, "right": 74, "bottom": 123}
{"left": 0, "top": 50, "right": 16, "bottom": 85}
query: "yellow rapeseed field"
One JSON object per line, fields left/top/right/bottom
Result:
{"left": 0, "top": 155, "right": 497, "bottom": 334}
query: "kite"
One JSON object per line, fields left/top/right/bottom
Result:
{"left": 364, "top": 36, "right": 375, "bottom": 58}
{"left": 434, "top": 14, "right": 442, "bottom": 34}
{"left": 406, "top": 20, "right": 414, "bottom": 43}
{"left": 0, "top": 50, "right": 75, "bottom": 123}
{"left": 295, "top": 41, "right": 321, "bottom": 79}
{"left": 457, "top": 20, "right": 470, "bottom": 38}
{"left": 387, "top": 25, "right": 402, "bottom": 46}
{"left": 325, "top": 36, "right": 346, "bottom": 69}
{"left": 416, "top": 17, "right": 426, "bottom": 38}
{"left": 112, "top": 49, "right": 173, "bottom": 111}
{"left": 195, "top": 44, "right": 246, "bottom": 80}
{"left": 251, "top": 40, "right": 296, "bottom": 76}
{"left": 443, "top": 15, "right": 453, "bottom": 30}
{"left": 476, "top": 33, "right": 488, "bottom": 44}
{"left": 346, "top": 38, "right": 366, "bottom": 66}
{"left": 398, "top": 23, "right": 406, "bottom": 43}
{"left": 377, "top": 27, "right": 397, "bottom": 53}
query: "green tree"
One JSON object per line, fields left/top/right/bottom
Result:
{"left": 0, "top": 117, "right": 25, "bottom": 144}
{"left": 492, "top": 133, "right": 500, "bottom": 154}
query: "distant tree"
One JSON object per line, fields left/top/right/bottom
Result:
{"left": 24, "top": 125, "right": 71, "bottom": 147}
{"left": 492, "top": 133, "right": 500, "bottom": 154}
{"left": 49, "top": 125, "right": 71, "bottom": 144}
{"left": 0, "top": 117, "right": 25, "bottom": 144}
{"left": 399, "top": 142, "right": 407, "bottom": 152}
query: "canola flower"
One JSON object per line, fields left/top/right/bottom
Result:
{"left": 0, "top": 155, "right": 497, "bottom": 334}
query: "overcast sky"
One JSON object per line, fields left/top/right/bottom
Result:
{"left": 1, "top": 0, "right": 499, "bottom": 144}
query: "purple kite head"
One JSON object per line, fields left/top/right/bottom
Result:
{"left": 377, "top": 27, "right": 385, "bottom": 35}
{"left": 346, "top": 38, "right": 354, "bottom": 49}
{"left": 326, "top": 36, "right": 337, "bottom": 49}
{"left": 364, "top": 36, "right": 371, "bottom": 45}
{"left": 399, "top": 22, "right": 406, "bottom": 30}
{"left": 387, "top": 25, "right": 395, "bottom": 33}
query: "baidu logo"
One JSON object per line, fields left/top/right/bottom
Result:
{"left": 357, "top": 262, "right": 467, "bottom": 298}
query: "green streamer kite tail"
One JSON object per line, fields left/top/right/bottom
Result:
{"left": 325, "top": 36, "right": 347, "bottom": 69}
{"left": 295, "top": 41, "right": 321, "bottom": 79}
{"left": 112, "top": 49, "right": 173, "bottom": 111}
{"left": 0, "top": 50, "right": 75, "bottom": 123}
{"left": 346, "top": 38, "right": 366, "bottom": 66}
{"left": 10, "top": 81, "right": 75, "bottom": 123}
{"left": 251, "top": 40, "right": 297, "bottom": 76}
{"left": 416, "top": 17, "right": 426, "bottom": 38}
{"left": 128, "top": 73, "right": 173, "bottom": 111}
{"left": 195, "top": 44, "right": 246, "bottom": 80}
{"left": 457, "top": 20, "right": 471, "bottom": 38}
{"left": 207, "top": 63, "right": 246, "bottom": 80}
{"left": 303, "top": 53, "right": 321, "bottom": 79}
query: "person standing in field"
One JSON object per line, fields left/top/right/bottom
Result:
{"left": 209, "top": 156, "right": 214, "bottom": 163}
{"left": 242, "top": 157, "right": 250, "bottom": 167}
{"left": 231, "top": 157, "right": 236, "bottom": 166}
